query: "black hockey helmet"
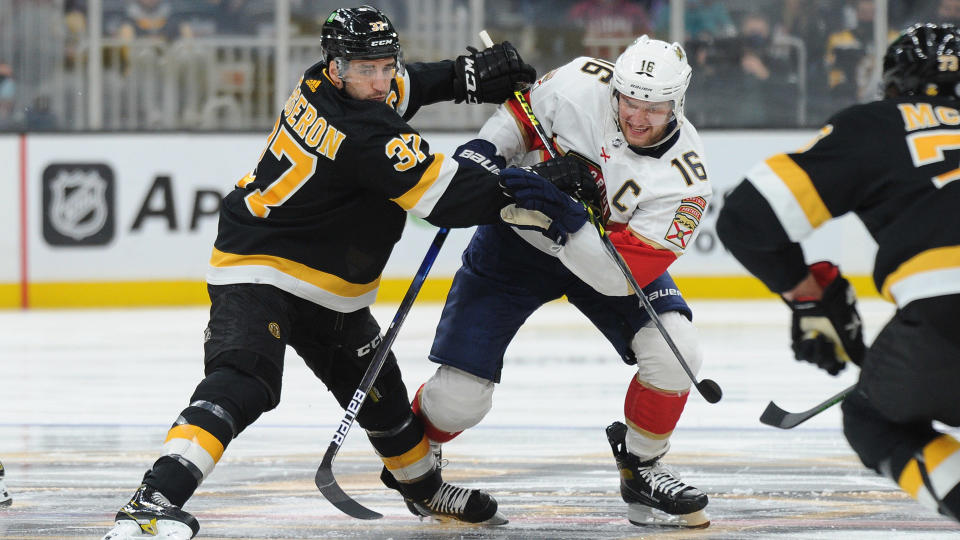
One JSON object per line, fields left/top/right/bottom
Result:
{"left": 882, "top": 23, "right": 960, "bottom": 98}
{"left": 321, "top": 5, "right": 402, "bottom": 67}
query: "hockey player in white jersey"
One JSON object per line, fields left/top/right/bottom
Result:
{"left": 404, "top": 36, "right": 713, "bottom": 528}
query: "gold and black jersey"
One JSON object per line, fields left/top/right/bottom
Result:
{"left": 208, "top": 61, "right": 506, "bottom": 312}
{"left": 718, "top": 96, "right": 960, "bottom": 307}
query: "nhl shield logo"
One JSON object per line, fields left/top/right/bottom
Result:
{"left": 42, "top": 164, "right": 115, "bottom": 246}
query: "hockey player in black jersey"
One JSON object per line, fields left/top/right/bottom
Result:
{"left": 100, "top": 5, "right": 578, "bottom": 539}
{"left": 717, "top": 23, "right": 960, "bottom": 523}
{"left": 0, "top": 460, "right": 9, "bottom": 507}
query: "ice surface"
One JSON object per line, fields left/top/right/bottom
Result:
{"left": 1, "top": 299, "right": 957, "bottom": 538}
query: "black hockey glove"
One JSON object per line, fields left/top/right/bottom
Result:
{"left": 784, "top": 261, "right": 866, "bottom": 375}
{"left": 530, "top": 156, "right": 602, "bottom": 220}
{"left": 453, "top": 41, "right": 537, "bottom": 104}
{"left": 499, "top": 167, "right": 587, "bottom": 245}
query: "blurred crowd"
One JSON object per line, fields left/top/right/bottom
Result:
{"left": 3, "top": 0, "right": 960, "bottom": 130}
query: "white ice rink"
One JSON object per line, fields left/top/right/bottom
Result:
{"left": 2, "top": 299, "right": 958, "bottom": 539}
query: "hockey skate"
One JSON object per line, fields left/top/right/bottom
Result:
{"left": 0, "top": 460, "right": 10, "bottom": 507}
{"left": 606, "top": 421, "right": 709, "bottom": 528}
{"left": 380, "top": 465, "right": 507, "bottom": 525}
{"left": 102, "top": 484, "right": 199, "bottom": 540}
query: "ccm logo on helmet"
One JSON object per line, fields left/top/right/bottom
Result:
{"left": 370, "top": 39, "right": 393, "bottom": 46}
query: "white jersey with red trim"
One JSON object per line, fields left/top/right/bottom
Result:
{"left": 479, "top": 56, "right": 712, "bottom": 295}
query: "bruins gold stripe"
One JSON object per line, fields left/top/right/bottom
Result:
{"left": 765, "top": 154, "right": 832, "bottom": 228}
{"left": 0, "top": 276, "right": 886, "bottom": 309}
{"left": 898, "top": 434, "right": 960, "bottom": 498}
{"left": 209, "top": 248, "right": 379, "bottom": 297}
{"left": 381, "top": 435, "right": 431, "bottom": 471}
{"left": 165, "top": 424, "right": 225, "bottom": 463}
{"left": 881, "top": 245, "right": 960, "bottom": 301}
{"left": 390, "top": 153, "right": 445, "bottom": 211}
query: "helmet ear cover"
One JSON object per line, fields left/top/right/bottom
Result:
{"left": 882, "top": 23, "right": 960, "bottom": 98}
{"left": 321, "top": 5, "right": 404, "bottom": 75}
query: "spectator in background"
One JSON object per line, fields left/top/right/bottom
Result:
{"left": 177, "top": 0, "right": 270, "bottom": 37}
{"left": 116, "top": 0, "right": 190, "bottom": 41}
{"left": 780, "top": 0, "right": 847, "bottom": 123}
{"left": 0, "top": 63, "right": 16, "bottom": 129}
{"left": 734, "top": 12, "right": 799, "bottom": 126}
{"left": 568, "top": 0, "right": 652, "bottom": 58}
{"left": 934, "top": 0, "right": 960, "bottom": 25}
{"left": 653, "top": 0, "right": 735, "bottom": 40}
{"left": 825, "top": 0, "right": 897, "bottom": 105}
{"left": 686, "top": 12, "right": 797, "bottom": 127}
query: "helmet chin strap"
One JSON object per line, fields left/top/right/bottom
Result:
{"left": 629, "top": 118, "right": 681, "bottom": 150}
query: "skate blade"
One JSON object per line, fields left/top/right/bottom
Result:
{"left": 102, "top": 519, "right": 196, "bottom": 540}
{"left": 413, "top": 506, "right": 509, "bottom": 526}
{"left": 627, "top": 504, "right": 709, "bottom": 529}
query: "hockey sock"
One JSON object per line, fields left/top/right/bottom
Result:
{"left": 623, "top": 376, "right": 689, "bottom": 457}
{"left": 367, "top": 411, "right": 440, "bottom": 501}
{"left": 143, "top": 402, "right": 234, "bottom": 507}
{"left": 896, "top": 434, "right": 960, "bottom": 519}
{"left": 144, "top": 367, "right": 271, "bottom": 507}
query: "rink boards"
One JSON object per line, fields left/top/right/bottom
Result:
{"left": 0, "top": 131, "right": 881, "bottom": 308}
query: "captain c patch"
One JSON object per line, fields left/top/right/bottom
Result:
{"left": 664, "top": 197, "right": 706, "bottom": 249}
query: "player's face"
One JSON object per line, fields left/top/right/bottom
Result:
{"left": 332, "top": 58, "right": 396, "bottom": 102}
{"left": 617, "top": 94, "right": 674, "bottom": 147}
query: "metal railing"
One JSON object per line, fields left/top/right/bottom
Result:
{"left": 0, "top": 0, "right": 928, "bottom": 132}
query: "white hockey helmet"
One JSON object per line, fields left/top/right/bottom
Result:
{"left": 611, "top": 35, "right": 692, "bottom": 141}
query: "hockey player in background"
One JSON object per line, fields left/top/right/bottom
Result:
{"left": 0, "top": 460, "right": 9, "bottom": 507}
{"left": 406, "top": 36, "right": 713, "bottom": 528}
{"left": 717, "top": 23, "right": 960, "bottom": 523}
{"left": 99, "top": 5, "right": 592, "bottom": 539}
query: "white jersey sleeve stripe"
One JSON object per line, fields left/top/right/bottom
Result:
{"left": 395, "top": 153, "right": 458, "bottom": 218}
{"left": 745, "top": 154, "right": 831, "bottom": 242}
{"left": 882, "top": 245, "right": 960, "bottom": 306}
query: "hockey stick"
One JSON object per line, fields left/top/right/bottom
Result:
{"left": 480, "top": 31, "right": 722, "bottom": 404}
{"left": 315, "top": 227, "right": 450, "bottom": 519}
{"left": 759, "top": 383, "right": 855, "bottom": 429}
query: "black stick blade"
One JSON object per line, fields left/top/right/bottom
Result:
{"left": 315, "top": 465, "right": 383, "bottom": 520}
{"left": 759, "top": 384, "right": 855, "bottom": 429}
{"left": 697, "top": 379, "right": 723, "bottom": 403}
{"left": 759, "top": 401, "right": 795, "bottom": 429}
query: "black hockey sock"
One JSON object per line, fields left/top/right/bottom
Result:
{"left": 142, "top": 456, "right": 198, "bottom": 508}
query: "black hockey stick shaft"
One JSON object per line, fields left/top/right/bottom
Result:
{"left": 315, "top": 227, "right": 450, "bottom": 519}
{"left": 483, "top": 30, "right": 722, "bottom": 403}
{"left": 759, "top": 383, "right": 855, "bottom": 429}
